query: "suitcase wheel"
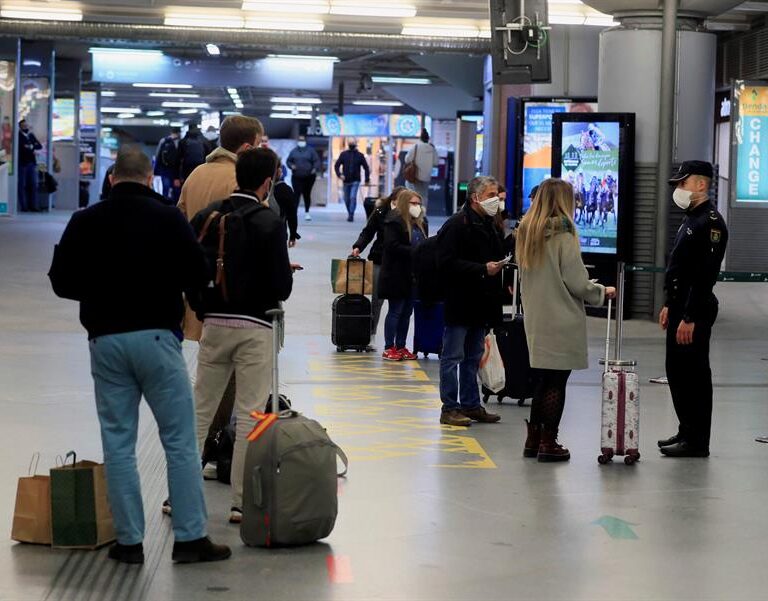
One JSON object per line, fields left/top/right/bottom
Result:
{"left": 624, "top": 455, "right": 637, "bottom": 465}
{"left": 336, "top": 346, "right": 344, "bottom": 353}
{"left": 517, "top": 399, "right": 526, "bottom": 407}
{"left": 422, "top": 352, "right": 429, "bottom": 358}
{"left": 597, "top": 454, "right": 612, "bottom": 465}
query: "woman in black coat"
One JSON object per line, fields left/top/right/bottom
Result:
{"left": 379, "top": 188, "right": 428, "bottom": 361}
{"left": 352, "top": 186, "right": 406, "bottom": 341}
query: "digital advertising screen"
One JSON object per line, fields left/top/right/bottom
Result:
{"left": 732, "top": 82, "right": 768, "bottom": 205}
{"left": 520, "top": 98, "right": 597, "bottom": 214}
{"left": 52, "top": 97, "right": 75, "bottom": 141}
{"left": 552, "top": 113, "right": 635, "bottom": 260}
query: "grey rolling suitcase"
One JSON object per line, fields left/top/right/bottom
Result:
{"left": 241, "top": 308, "right": 348, "bottom": 548}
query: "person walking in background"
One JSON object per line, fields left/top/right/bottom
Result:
{"left": 335, "top": 138, "right": 370, "bottom": 222}
{"left": 177, "top": 122, "right": 208, "bottom": 183}
{"left": 273, "top": 164, "right": 301, "bottom": 248}
{"left": 154, "top": 126, "right": 181, "bottom": 204}
{"left": 48, "top": 146, "right": 231, "bottom": 564}
{"left": 658, "top": 161, "right": 728, "bottom": 458}
{"left": 404, "top": 128, "right": 438, "bottom": 211}
{"left": 17, "top": 118, "right": 42, "bottom": 212}
{"left": 516, "top": 178, "right": 615, "bottom": 462}
{"left": 352, "top": 186, "right": 407, "bottom": 348}
{"left": 379, "top": 189, "right": 428, "bottom": 362}
{"left": 437, "top": 176, "right": 505, "bottom": 427}
{"left": 287, "top": 135, "right": 320, "bottom": 222}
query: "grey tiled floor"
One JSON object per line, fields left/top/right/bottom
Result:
{"left": 2, "top": 207, "right": 768, "bottom": 601}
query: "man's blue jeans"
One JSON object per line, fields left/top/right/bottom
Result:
{"left": 343, "top": 182, "right": 360, "bottom": 219}
{"left": 384, "top": 297, "right": 414, "bottom": 349}
{"left": 89, "top": 329, "right": 207, "bottom": 545}
{"left": 440, "top": 325, "right": 485, "bottom": 412}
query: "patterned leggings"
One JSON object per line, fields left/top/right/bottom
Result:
{"left": 529, "top": 369, "right": 572, "bottom": 430}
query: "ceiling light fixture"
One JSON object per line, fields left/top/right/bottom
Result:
{"left": 146, "top": 110, "right": 166, "bottom": 117}
{"left": 178, "top": 108, "right": 199, "bottom": 115}
{"left": 170, "top": 121, "right": 184, "bottom": 127}
{"left": 2, "top": 5, "right": 82, "bottom": 21}
{"left": 133, "top": 83, "right": 193, "bottom": 89}
{"left": 89, "top": 47, "right": 163, "bottom": 57}
{"left": 222, "top": 111, "right": 242, "bottom": 116}
{"left": 270, "top": 96, "right": 322, "bottom": 104}
{"left": 244, "top": 18, "right": 324, "bottom": 31}
{"left": 267, "top": 54, "right": 339, "bottom": 62}
{"left": 100, "top": 91, "right": 116, "bottom": 97}
{"left": 116, "top": 113, "right": 136, "bottom": 119}
{"left": 371, "top": 75, "right": 431, "bottom": 85}
{"left": 271, "top": 105, "right": 314, "bottom": 112}
{"left": 352, "top": 100, "right": 404, "bottom": 107}
{"left": 161, "top": 101, "right": 210, "bottom": 108}
{"left": 269, "top": 113, "right": 312, "bottom": 120}
{"left": 227, "top": 87, "right": 239, "bottom": 95}
{"left": 206, "top": 43, "right": 221, "bottom": 56}
{"left": 165, "top": 14, "right": 245, "bottom": 28}
{"left": 243, "top": 0, "right": 329, "bottom": 14}
{"left": 330, "top": 2, "right": 416, "bottom": 18}
{"left": 22, "top": 59, "right": 41, "bottom": 67}
{"left": 148, "top": 92, "right": 200, "bottom": 98}
{"left": 401, "top": 24, "right": 480, "bottom": 38}
{"left": 100, "top": 107, "right": 142, "bottom": 114}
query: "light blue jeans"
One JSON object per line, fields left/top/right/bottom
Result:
{"left": 89, "top": 329, "right": 207, "bottom": 545}
{"left": 439, "top": 325, "right": 485, "bottom": 412}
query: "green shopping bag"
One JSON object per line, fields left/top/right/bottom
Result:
{"left": 50, "top": 451, "right": 115, "bottom": 549}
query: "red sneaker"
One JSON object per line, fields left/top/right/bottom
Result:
{"left": 398, "top": 348, "right": 418, "bottom": 361}
{"left": 382, "top": 347, "right": 402, "bottom": 361}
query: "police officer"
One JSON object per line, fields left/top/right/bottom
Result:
{"left": 658, "top": 160, "right": 728, "bottom": 458}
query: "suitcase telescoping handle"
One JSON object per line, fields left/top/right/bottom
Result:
{"left": 266, "top": 308, "right": 284, "bottom": 415}
{"left": 604, "top": 298, "right": 613, "bottom": 375}
{"left": 615, "top": 261, "right": 626, "bottom": 362}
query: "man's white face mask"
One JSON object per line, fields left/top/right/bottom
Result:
{"left": 673, "top": 188, "right": 693, "bottom": 211}
{"left": 479, "top": 195, "right": 501, "bottom": 217}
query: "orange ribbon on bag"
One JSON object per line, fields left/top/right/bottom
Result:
{"left": 246, "top": 411, "right": 278, "bottom": 442}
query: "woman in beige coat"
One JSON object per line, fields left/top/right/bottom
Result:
{"left": 516, "top": 179, "right": 615, "bottom": 462}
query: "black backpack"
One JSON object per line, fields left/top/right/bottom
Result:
{"left": 158, "top": 137, "right": 179, "bottom": 169}
{"left": 413, "top": 234, "right": 445, "bottom": 304}
{"left": 195, "top": 201, "right": 269, "bottom": 307}
{"left": 181, "top": 136, "right": 206, "bottom": 174}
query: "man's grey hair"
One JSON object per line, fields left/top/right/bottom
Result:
{"left": 468, "top": 176, "right": 499, "bottom": 200}
{"left": 112, "top": 146, "right": 153, "bottom": 183}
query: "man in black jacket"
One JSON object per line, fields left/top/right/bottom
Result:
{"left": 437, "top": 176, "right": 506, "bottom": 427}
{"left": 190, "top": 147, "right": 293, "bottom": 524}
{"left": 287, "top": 135, "right": 321, "bottom": 221}
{"left": 334, "top": 138, "right": 370, "bottom": 222}
{"left": 17, "top": 119, "right": 42, "bottom": 212}
{"left": 48, "top": 146, "right": 231, "bottom": 565}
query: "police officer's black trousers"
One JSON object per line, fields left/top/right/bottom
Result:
{"left": 665, "top": 313, "right": 714, "bottom": 448}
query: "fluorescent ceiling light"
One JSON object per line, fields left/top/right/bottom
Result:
{"left": 372, "top": 75, "right": 431, "bottom": 85}
{"left": 100, "top": 107, "right": 142, "bottom": 114}
{"left": 100, "top": 91, "right": 116, "bottom": 97}
{"left": 117, "top": 113, "right": 135, "bottom": 119}
{"left": 267, "top": 54, "right": 339, "bottom": 62}
{"left": 222, "top": 111, "right": 242, "bottom": 116}
{"left": 205, "top": 43, "right": 221, "bottom": 56}
{"left": 352, "top": 100, "right": 404, "bottom": 107}
{"left": 271, "top": 105, "right": 314, "bottom": 112}
{"left": 227, "top": 87, "right": 239, "bottom": 95}
{"left": 152, "top": 119, "right": 170, "bottom": 125}
{"left": 1, "top": 5, "right": 82, "bottom": 21}
{"left": 243, "top": 0, "right": 329, "bottom": 14}
{"left": 165, "top": 14, "right": 245, "bottom": 28}
{"left": 270, "top": 96, "right": 322, "bottom": 104}
{"left": 101, "top": 127, "right": 113, "bottom": 133}
{"left": 22, "top": 59, "right": 41, "bottom": 67}
{"left": 178, "top": 108, "right": 199, "bottom": 114}
{"left": 244, "top": 18, "right": 324, "bottom": 31}
{"left": 549, "top": 15, "right": 586, "bottom": 24}
{"left": 584, "top": 16, "right": 617, "bottom": 26}
{"left": 270, "top": 113, "right": 312, "bottom": 120}
{"left": 330, "top": 2, "right": 416, "bottom": 17}
{"left": 133, "top": 83, "right": 192, "bottom": 89}
{"left": 402, "top": 24, "right": 480, "bottom": 38}
{"left": 162, "top": 101, "right": 210, "bottom": 108}
{"left": 149, "top": 92, "right": 200, "bottom": 98}
{"left": 146, "top": 110, "right": 165, "bottom": 117}
{"left": 89, "top": 47, "right": 163, "bottom": 57}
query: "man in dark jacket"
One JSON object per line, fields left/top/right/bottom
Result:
{"left": 190, "top": 147, "right": 293, "bottom": 524}
{"left": 48, "top": 146, "right": 231, "bottom": 565}
{"left": 178, "top": 122, "right": 208, "bottom": 182}
{"left": 287, "top": 135, "right": 320, "bottom": 221}
{"left": 437, "top": 175, "right": 506, "bottom": 427}
{"left": 17, "top": 119, "right": 42, "bottom": 212}
{"left": 154, "top": 126, "right": 181, "bottom": 203}
{"left": 334, "top": 138, "right": 370, "bottom": 222}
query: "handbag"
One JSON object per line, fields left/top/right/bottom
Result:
{"left": 11, "top": 453, "right": 52, "bottom": 545}
{"left": 404, "top": 144, "right": 419, "bottom": 184}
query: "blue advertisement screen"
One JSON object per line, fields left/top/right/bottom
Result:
{"left": 558, "top": 121, "right": 621, "bottom": 255}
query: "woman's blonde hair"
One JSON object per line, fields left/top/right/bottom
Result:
{"left": 376, "top": 185, "right": 407, "bottom": 208}
{"left": 394, "top": 189, "right": 426, "bottom": 241}
{"left": 516, "top": 178, "right": 577, "bottom": 270}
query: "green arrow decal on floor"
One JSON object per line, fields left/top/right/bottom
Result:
{"left": 592, "top": 516, "right": 638, "bottom": 540}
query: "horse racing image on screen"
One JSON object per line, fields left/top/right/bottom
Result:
{"left": 558, "top": 121, "right": 620, "bottom": 255}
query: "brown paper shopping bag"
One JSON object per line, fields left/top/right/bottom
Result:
{"left": 11, "top": 453, "right": 52, "bottom": 545}
{"left": 331, "top": 257, "right": 374, "bottom": 295}
{"left": 50, "top": 451, "right": 115, "bottom": 549}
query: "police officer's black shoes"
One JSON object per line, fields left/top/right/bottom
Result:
{"left": 659, "top": 441, "right": 709, "bottom": 458}
{"left": 657, "top": 433, "right": 682, "bottom": 448}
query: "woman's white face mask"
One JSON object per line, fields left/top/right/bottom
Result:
{"left": 479, "top": 195, "right": 501, "bottom": 217}
{"left": 409, "top": 205, "right": 423, "bottom": 219}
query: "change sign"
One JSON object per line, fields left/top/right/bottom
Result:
{"left": 735, "top": 84, "right": 768, "bottom": 203}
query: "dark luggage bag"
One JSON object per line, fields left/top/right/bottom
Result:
{"left": 413, "top": 300, "right": 444, "bottom": 358}
{"left": 332, "top": 256, "right": 372, "bottom": 352}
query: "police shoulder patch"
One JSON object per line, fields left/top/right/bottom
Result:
{"left": 709, "top": 211, "right": 719, "bottom": 221}
{"left": 711, "top": 228, "right": 722, "bottom": 243}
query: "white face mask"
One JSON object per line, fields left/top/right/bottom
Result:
{"left": 409, "top": 205, "right": 423, "bottom": 219}
{"left": 297, "top": 141, "right": 307, "bottom": 148}
{"left": 203, "top": 131, "right": 218, "bottom": 141}
{"left": 673, "top": 188, "right": 693, "bottom": 211}
{"left": 479, "top": 195, "right": 501, "bottom": 217}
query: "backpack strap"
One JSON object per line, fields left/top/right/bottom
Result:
{"left": 197, "top": 210, "right": 220, "bottom": 243}
{"left": 335, "top": 445, "right": 349, "bottom": 477}
{"left": 216, "top": 214, "right": 229, "bottom": 302}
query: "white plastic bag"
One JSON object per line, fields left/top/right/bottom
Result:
{"left": 478, "top": 331, "right": 505, "bottom": 393}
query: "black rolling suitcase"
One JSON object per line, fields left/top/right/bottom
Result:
{"left": 482, "top": 266, "right": 536, "bottom": 406}
{"left": 332, "top": 257, "right": 372, "bottom": 352}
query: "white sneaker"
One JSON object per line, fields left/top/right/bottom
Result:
{"left": 202, "top": 464, "right": 218, "bottom": 480}
{"left": 229, "top": 507, "right": 243, "bottom": 524}
{"left": 305, "top": 213, "right": 312, "bottom": 221}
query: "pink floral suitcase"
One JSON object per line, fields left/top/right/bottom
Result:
{"left": 598, "top": 297, "right": 641, "bottom": 465}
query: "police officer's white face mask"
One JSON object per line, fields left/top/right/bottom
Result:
{"left": 673, "top": 188, "right": 693, "bottom": 211}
